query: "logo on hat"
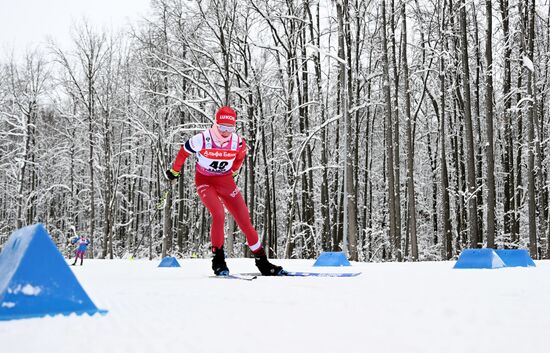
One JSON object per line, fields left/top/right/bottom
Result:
{"left": 218, "top": 115, "right": 235, "bottom": 123}
{"left": 215, "top": 106, "right": 237, "bottom": 126}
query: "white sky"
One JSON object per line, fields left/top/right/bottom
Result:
{"left": 0, "top": 0, "right": 151, "bottom": 57}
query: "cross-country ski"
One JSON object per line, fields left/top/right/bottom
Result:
{"left": 211, "top": 274, "right": 257, "bottom": 281}
{"left": 239, "top": 271, "right": 361, "bottom": 278}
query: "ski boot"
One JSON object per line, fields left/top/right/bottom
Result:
{"left": 254, "top": 248, "right": 285, "bottom": 276}
{"left": 212, "top": 247, "right": 230, "bottom": 276}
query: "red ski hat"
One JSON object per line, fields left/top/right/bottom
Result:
{"left": 215, "top": 106, "right": 237, "bottom": 126}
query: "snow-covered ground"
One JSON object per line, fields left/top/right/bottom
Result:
{"left": 1, "top": 258, "right": 549, "bottom": 353}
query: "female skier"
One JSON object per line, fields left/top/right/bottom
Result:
{"left": 166, "top": 106, "right": 284, "bottom": 276}
{"left": 70, "top": 229, "right": 90, "bottom": 266}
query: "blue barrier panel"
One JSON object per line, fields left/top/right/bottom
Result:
{"left": 313, "top": 252, "right": 351, "bottom": 267}
{"left": 158, "top": 256, "right": 181, "bottom": 267}
{"left": 0, "top": 224, "right": 107, "bottom": 321}
{"left": 495, "top": 249, "right": 536, "bottom": 267}
{"left": 453, "top": 248, "right": 505, "bottom": 269}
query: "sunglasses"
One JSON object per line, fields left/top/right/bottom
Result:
{"left": 217, "top": 124, "right": 236, "bottom": 133}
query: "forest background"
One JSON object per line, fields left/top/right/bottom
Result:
{"left": 0, "top": 0, "right": 548, "bottom": 263}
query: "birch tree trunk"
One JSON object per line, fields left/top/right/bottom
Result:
{"left": 339, "top": 0, "right": 358, "bottom": 260}
{"left": 458, "top": 0, "right": 480, "bottom": 248}
{"left": 382, "top": 0, "right": 398, "bottom": 259}
{"left": 499, "top": 0, "right": 516, "bottom": 246}
{"left": 437, "top": 0, "right": 453, "bottom": 259}
{"left": 390, "top": 0, "right": 402, "bottom": 261}
{"left": 484, "top": 0, "right": 496, "bottom": 248}
{"left": 401, "top": 0, "right": 417, "bottom": 260}
{"left": 306, "top": 0, "right": 330, "bottom": 253}
{"left": 526, "top": 0, "right": 538, "bottom": 257}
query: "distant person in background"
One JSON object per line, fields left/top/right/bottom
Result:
{"left": 166, "top": 106, "right": 285, "bottom": 276}
{"left": 70, "top": 227, "right": 90, "bottom": 266}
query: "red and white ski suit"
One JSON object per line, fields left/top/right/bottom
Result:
{"left": 170, "top": 129, "right": 262, "bottom": 252}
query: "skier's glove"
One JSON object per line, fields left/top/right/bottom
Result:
{"left": 166, "top": 168, "right": 180, "bottom": 180}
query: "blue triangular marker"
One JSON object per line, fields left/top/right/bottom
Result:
{"left": 313, "top": 252, "right": 351, "bottom": 267}
{"left": 0, "top": 224, "right": 107, "bottom": 321}
{"left": 495, "top": 249, "right": 536, "bottom": 267}
{"left": 158, "top": 256, "right": 181, "bottom": 267}
{"left": 453, "top": 248, "right": 505, "bottom": 269}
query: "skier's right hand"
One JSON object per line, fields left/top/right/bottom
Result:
{"left": 165, "top": 168, "right": 180, "bottom": 180}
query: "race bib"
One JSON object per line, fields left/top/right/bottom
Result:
{"left": 199, "top": 149, "right": 238, "bottom": 173}
{"left": 194, "top": 130, "right": 240, "bottom": 175}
